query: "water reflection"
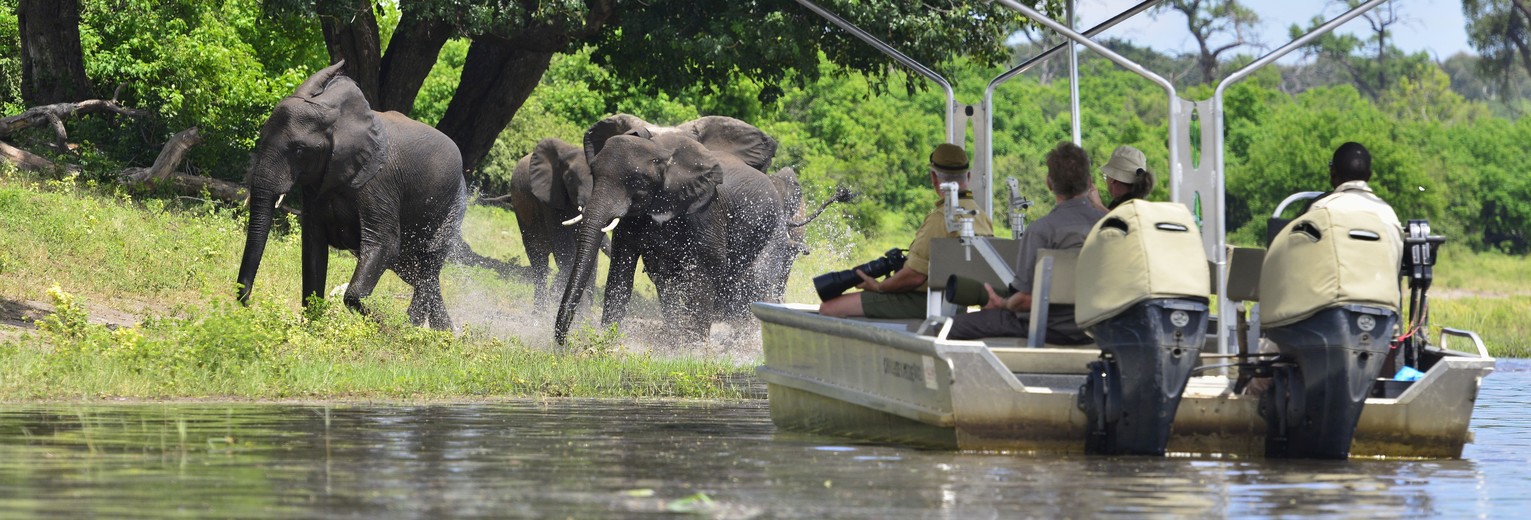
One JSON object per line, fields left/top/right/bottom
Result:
{"left": 0, "top": 360, "right": 1526, "bottom": 518}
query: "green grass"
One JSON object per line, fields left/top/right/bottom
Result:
{"left": 0, "top": 165, "right": 749, "bottom": 400}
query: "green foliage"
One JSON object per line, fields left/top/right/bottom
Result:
{"left": 0, "top": 0, "right": 21, "bottom": 113}
{"left": 76, "top": 0, "right": 327, "bottom": 180}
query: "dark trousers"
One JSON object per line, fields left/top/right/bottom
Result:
{"left": 946, "top": 306, "right": 1093, "bottom": 345}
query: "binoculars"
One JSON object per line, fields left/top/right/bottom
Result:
{"left": 813, "top": 248, "right": 908, "bottom": 301}
{"left": 943, "top": 274, "right": 1012, "bottom": 307}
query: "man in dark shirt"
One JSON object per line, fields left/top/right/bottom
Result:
{"left": 946, "top": 141, "right": 1107, "bottom": 343}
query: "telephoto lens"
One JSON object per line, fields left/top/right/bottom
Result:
{"left": 943, "top": 275, "right": 1010, "bottom": 307}
{"left": 812, "top": 249, "right": 907, "bottom": 301}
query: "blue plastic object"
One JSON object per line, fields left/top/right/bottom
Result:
{"left": 1394, "top": 366, "right": 1424, "bottom": 381}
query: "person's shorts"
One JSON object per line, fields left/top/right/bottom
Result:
{"left": 859, "top": 291, "right": 926, "bottom": 319}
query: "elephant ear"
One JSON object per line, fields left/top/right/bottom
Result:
{"left": 526, "top": 138, "right": 573, "bottom": 209}
{"left": 678, "top": 116, "right": 778, "bottom": 172}
{"left": 770, "top": 167, "right": 803, "bottom": 210}
{"left": 649, "top": 133, "right": 722, "bottom": 224}
{"left": 304, "top": 62, "right": 387, "bottom": 190}
{"left": 584, "top": 113, "right": 655, "bottom": 166}
{"left": 553, "top": 138, "right": 593, "bottom": 208}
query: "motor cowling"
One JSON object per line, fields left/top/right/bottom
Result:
{"left": 1075, "top": 201, "right": 1210, "bottom": 456}
{"left": 1258, "top": 207, "right": 1402, "bottom": 459}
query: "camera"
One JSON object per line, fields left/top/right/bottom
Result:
{"left": 813, "top": 248, "right": 908, "bottom": 301}
{"left": 943, "top": 274, "right": 1012, "bottom": 307}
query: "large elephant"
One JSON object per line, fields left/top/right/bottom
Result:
{"left": 510, "top": 137, "right": 591, "bottom": 305}
{"left": 553, "top": 115, "right": 783, "bottom": 344}
{"left": 235, "top": 61, "right": 467, "bottom": 330}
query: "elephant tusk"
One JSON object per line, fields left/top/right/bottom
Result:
{"left": 561, "top": 213, "right": 584, "bottom": 226}
{"left": 274, "top": 193, "right": 286, "bottom": 209}
{"left": 601, "top": 217, "right": 620, "bottom": 233}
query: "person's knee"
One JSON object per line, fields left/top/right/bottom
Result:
{"left": 818, "top": 294, "right": 861, "bottom": 318}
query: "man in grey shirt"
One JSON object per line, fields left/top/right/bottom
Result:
{"left": 946, "top": 141, "right": 1107, "bottom": 343}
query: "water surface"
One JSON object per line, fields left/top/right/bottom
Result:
{"left": 1, "top": 359, "right": 1527, "bottom": 518}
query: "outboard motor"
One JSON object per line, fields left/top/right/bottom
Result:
{"left": 1074, "top": 201, "right": 1210, "bottom": 456}
{"left": 1258, "top": 207, "right": 1402, "bottom": 459}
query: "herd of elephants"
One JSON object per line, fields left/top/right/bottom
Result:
{"left": 233, "top": 62, "right": 846, "bottom": 345}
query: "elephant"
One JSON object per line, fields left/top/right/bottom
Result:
{"left": 509, "top": 137, "right": 592, "bottom": 305}
{"left": 553, "top": 114, "right": 784, "bottom": 344}
{"left": 235, "top": 61, "right": 467, "bottom": 330}
{"left": 753, "top": 167, "right": 856, "bottom": 304}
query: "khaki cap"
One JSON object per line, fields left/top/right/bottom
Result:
{"left": 1101, "top": 145, "right": 1147, "bottom": 184}
{"left": 930, "top": 143, "right": 969, "bottom": 175}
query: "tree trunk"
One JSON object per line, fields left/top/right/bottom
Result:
{"left": 17, "top": 0, "right": 91, "bottom": 105}
{"left": 377, "top": 8, "right": 451, "bottom": 115}
{"left": 318, "top": 0, "right": 383, "bottom": 108}
{"left": 435, "top": 36, "right": 556, "bottom": 191}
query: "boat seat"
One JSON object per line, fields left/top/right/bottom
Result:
{"left": 926, "top": 237, "right": 1021, "bottom": 318}
{"left": 1226, "top": 246, "right": 1266, "bottom": 353}
{"left": 1026, "top": 248, "right": 1082, "bottom": 348}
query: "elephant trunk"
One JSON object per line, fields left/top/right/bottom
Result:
{"left": 554, "top": 208, "right": 616, "bottom": 345}
{"left": 236, "top": 193, "right": 277, "bottom": 305}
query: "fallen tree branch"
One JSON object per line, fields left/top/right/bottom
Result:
{"left": 0, "top": 140, "right": 79, "bottom": 174}
{"left": 0, "top": 98, "right": 151, "bottom": 151}
{"left": 120, "top": 127, "right": 204, "bottom": 183}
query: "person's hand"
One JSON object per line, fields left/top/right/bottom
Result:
{"left": 1086, "top": 186, "right": 1107, "bottom": 212}
{"left": 854, "top": 269, "right": 882, "bottom": 292}
{"left": 982, "top": 283, "right": 1006, "bottom": 310}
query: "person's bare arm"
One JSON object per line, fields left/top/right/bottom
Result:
{"left": 856, "top": 266, "right": 928, "bottom": 294}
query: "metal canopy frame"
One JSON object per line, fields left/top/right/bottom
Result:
{"left": 796, "top": 0, "right": 1393, "bottom": 354}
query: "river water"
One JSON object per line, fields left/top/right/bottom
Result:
{"left": 0, "top": 359, "right": 1526, "bottom": 519}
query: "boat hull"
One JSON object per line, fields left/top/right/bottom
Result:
{"left": 754, "top": 303, "right": 1494, "bottom": 458}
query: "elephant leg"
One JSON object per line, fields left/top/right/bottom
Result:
{"left": 344, "top": 239, "right": 395, "bottom": 315}
{"left": 300, "top": 192, "right": 330, "bottom": 305}
{"left": 523, "top": 226, "right": 554, "bottom": 307}
{"left": 407, "top": 274, "right": 451, "bottom": 330}
{"left": 601, "top": 227, "right": 641, "bottom": 327}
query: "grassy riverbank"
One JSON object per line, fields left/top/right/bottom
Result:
{"left": 1, "top": 163, "right": 1528, "bottom": 402}
{"left": 0, "top": 167, "right": 753, "bottom": 400}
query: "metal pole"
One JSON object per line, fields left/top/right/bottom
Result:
{"left": 979, "top": 0, "right": 1161, "bottom": 211}
{"left": 1067, "top": 0, "right": 1081, "bottom": 146}
{"left": 794, "top": 0, "right": 960, "bottom": 143}
{"left": 991, "top": 0, "right": 1180, "bottom": 192}
{"left": 1201, "top": 0, "right": 1388, "bottom": 357}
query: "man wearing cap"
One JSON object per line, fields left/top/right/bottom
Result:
{"left": 945, "top": 141, "right": 1107, "bottom": 342}
{"left": 1307, "top": 142, "right": 1403, "bottom": 247}
{"left": 819, "top": 143, "right": 994, "bottom": 319}
{"left": 1099, "top": 145, "right": 1156, "bottom": 210}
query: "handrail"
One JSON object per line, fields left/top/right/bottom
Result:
{"left": 793, "top": 0, "right": 959, "bottom": 143}
{"left": 980, "top": 0, "right": 1161, "bottom": 206}
{"left": 1440, "top": 328, "right": 1492, "bottom": 359}
{"left": 992, "top": 0, "right": 1181, "bottom": 205}
{"left": 1272, "top": 191, "right": 1325, "bottom": 218}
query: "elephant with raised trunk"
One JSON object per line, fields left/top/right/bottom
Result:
{"left": 510, "top": 137, "right": 592, "bottom": 305}
{"left": 553, "top": 115, "right": 783, "bottom": 344}
{"left": 236, "top": 61, "right": 466, "bottom": 330}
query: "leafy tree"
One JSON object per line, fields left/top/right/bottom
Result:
{"left": 261, "top": 0, "right": 1052, "bottom": 193}
{"left": 0, "top": 0, "right": 21, "bottom": 112}
{"left": 1464, "top": 0, "right": 1531, "bottom": 95}
{"left": 1292, "top": 1, "right": 1431, "bottom": 100}
{"left": 1153, "top": 0, "right": 1259, "bottom": 85}
{"left": 77, "top": 0, "right": 329, "bottom": 175}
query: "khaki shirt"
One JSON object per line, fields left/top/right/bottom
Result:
{"left": 905, "top": 191, "right": 994, "bottom": 290}
{"left": 1310, "top": 180, "right": 1403, "bottom": 251}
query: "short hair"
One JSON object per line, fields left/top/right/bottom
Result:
{"left": 1331, "top": 142, "right": 1372, "bottom": 183}
{"left": 1045, "top": 141, "right": 1091, "bottom": 197}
